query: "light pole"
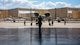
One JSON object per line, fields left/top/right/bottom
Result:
{"left": 54, "top": 8, "right": 58, "bottom": 45}
{"left": 30, "top": 8, "right": 33, "bottom": 26}
{"left": 64, "top": 8, "right": 68, "bottom": 25}
{"left": 38, "top": 16, "right": 42, "bottom": 39}
{"left": 0, "top": 11, "right": 1, "bottom": 22}
{"left": 0, "top": 11, "right": 1, "bottom": 18}
{"left": 52, "top": 8, "right": 56, "bottom": 25}
{"left": 55, "top": 8, "right": 56, "bottom": 20}
{"left": 0, "top": 12, "right": 1, "bottom": 21}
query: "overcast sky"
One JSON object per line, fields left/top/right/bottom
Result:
{"left": 0, "top": 0, "right": 80, "bottom": 9}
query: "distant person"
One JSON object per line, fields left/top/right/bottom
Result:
{"left": 13, "top": 18, "right": 15, "bottom": 22}
{"left": 58, "top": 20, "right": 60, "bottom": 23}
{"left": 24, "top": 20, "right": 26, "bottom": 26}
{"left": 48, "top": 19, "right": 51, "bottom": 26}
{"left": 62, "top": 19, "right": 64, "bottom": 21}
{"left": 36, "top": 19, "right": 38, "bottom": 26}
{"left": 31, "top": 22, "right": 32, "bottom": 26}
{"left": 64, "top": 19, "right": 66, "bottom": 25}
{"left": 36, "top": 22, "right": 38, "bottom": 26}
{"left": 52, "top": 21, "right": 53, "bottom": 26}
{"left": 49, "top": 22, "right": 51, "bottom": 26}
{"left": 56, "top": 17, "right": 61, "bottom": 23}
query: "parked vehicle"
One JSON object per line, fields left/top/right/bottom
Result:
{"left": 15, "top": 18, "right": 26, "bottom": 21}
{"left": 4, "top": 18, "right": 13, "bottom": 21}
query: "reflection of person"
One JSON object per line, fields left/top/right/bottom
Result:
{"left": 38, "top": 16, "right": 43, "bottom": 38}
{"left": 38, "top": 16, "right": 43, "bottom": 27}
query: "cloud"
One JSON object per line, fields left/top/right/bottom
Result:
{"left": 0, "top": 0, "right": 38, "bottom": 8}
{"left": 27, "top": 1, "right": 56, "bottom": 9}
{"left": 4, "top": 0, "right": 8, "bottom": 2}
{"left": 0, "top": 0, "right": 8, "bottom": 3}
{"left": 0, "top": 0, "right": 79, "bottom": 9}
{"left": 5, "top": 3, "right": 13, "bottom": 7}
{"left": 29, "top": 1, "right": 71, "bottom": 9}
{"left": 55, "top": 2, "right": 71, "bottom": 8}
{"left": 31, "top": 2, "right": 46, "bottom": 9}
{"left": 75, "top": 5, "right": 80, "bottom": 8}
{"left": 0, "top": 6, "right": 7, "bottom": 9}
{"left": 47, "top": 2, "right": 56, "bottom": 6}
{"left": 11, "top": 0, "right": 28, "bottom": 3}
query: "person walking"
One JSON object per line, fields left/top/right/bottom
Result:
{"left": 13, "top": 18, "right": 15, "bottom": 22}
{"left": 64, "top": 19, "right": 66, "bottom": 25}
{"left": 24, "top": 20, "right": 26, "bottom": 26}
{"left": 52, "top": 20, "right": 53, "bottom": 26}
{"left": 48, "top": 19, "right": 51, "bottom": 26}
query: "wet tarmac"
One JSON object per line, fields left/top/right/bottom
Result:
{"left": 0, "top": 28, "right": 80, "bottom": 45}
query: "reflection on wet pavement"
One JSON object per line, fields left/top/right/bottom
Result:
{"left": 0, "top": 28, "right": 80, "bottom": 45}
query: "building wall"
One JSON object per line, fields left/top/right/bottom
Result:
{"left": 48, "top": 8, "right": 68, "bottom": 19}
{"left": 0, "top": 8, "right": 80, "bottom": 19}
{"left": 67, "top": 8, "right": 79, "bottom": 19}
{"left": 19, "top": 14, "right": 31, "bottom": 17}
{"left": 79, "top": 10, "right": 80, "bottom": 18}
{"left": 18, "top": 8, "right": 49, "bottom": 18}
{"left": 72, "top": 9, "right": 79, "bottom": 18}
{"left": 49, "top": 8, "right": 80, "bottom": 19}
{"left": 18, "top": 8, "right": 34, "bottom": 18}
{"left": 35, "top": 9, "right": 49, "bottom": 15}
{"left": 8, "top": 8, "right": 18, "bottom": 17}
{"left": 48, "top": 9, "right": 55, "bottom": 18}
{"left": 0, "top": 10, "right": 8, "bottom": 18}
{"left": 56, "top": 8, "right": 67, "bottom": 18}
